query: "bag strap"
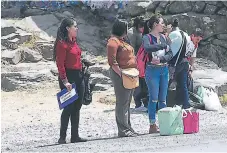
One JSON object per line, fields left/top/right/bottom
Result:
{"left": 147, "top": 34, "right": 152, "bottom": 43}
{"left": 174, "top": 31, "right": 186, "bottom": 67}
{"left": 142, "top": 34, "right": 152, "bottom": 62}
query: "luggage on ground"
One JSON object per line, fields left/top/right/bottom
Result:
{"left": 158, "top": 106, "right": 184, "bottom": 136}
{"left": 183, "top": 109, "right": 199, "bottom": 134}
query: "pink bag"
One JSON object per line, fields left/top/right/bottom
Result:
{"left": 136, "top": 34, "right": 152, "bottom": 78}
{"left": 183, "top": 110, "right": 199, "bottom": 134}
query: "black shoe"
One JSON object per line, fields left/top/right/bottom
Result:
{"left": 71, "top": 137, "right": 87, "bottom": 143}
{"left": 58, "top": 138, "right": 66, "bottom": 144}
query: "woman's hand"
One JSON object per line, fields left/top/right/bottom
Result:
{"left": 112, "top": 65, "right": 122, "bottom": 77}
{"left": 152, "top": 57, "right": 161, "bottom": 64}
{"left": 64, "top": 82, "right": 72, "bottom": 91}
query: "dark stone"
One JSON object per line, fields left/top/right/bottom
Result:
{"left": 217, "top": 8, "right": 227, "bottom": 16}
{"left": 192, "top": 2, "right": 206, "bottom": 13}
{"left": 1, "top": 8, "right": 21, "bottom": 18}
{"left": 147, "top": 1, "right": 160, "bottom": 12}
{"left": 217, "top": 34, "right": 227, "bottom": 40}
{"left": 212, "top": 39, "right": 227, "bottom": 49}
{"left": 198, "top": 44, "right": 227, "bottom": 67}
{"left": 168, "top": 1, "right": 192, "bottom": 14}
{"left": 204, "top": 4, "right": 217, "bottom": 15}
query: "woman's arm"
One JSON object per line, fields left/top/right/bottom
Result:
{"left": 107, "top": 39, "right": 121, "bottom": 76}
{"left": 160, "top": 50, "right": 173, "bottom": 63}
{"left": 56, "top": 41, "right": 68, "bottom": 85}
{"left": 143, "top": 35, "right": 167, "bottom": 53}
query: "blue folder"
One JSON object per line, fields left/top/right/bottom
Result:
{"left": 57, "top": 83, "right": 79, "bottom": 110}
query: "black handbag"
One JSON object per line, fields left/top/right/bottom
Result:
{"left": 81, "top": 61, "right": 95, "bottom": 105}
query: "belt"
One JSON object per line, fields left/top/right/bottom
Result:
{"left": 147, "top": 63, "right": 168, "bottom": 67}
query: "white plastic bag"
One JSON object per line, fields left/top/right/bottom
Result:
{"left": 201, "top": 87, "right": 222, "bottom": 111}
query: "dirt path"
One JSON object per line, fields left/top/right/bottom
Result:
{"left": 1, "top": 82, "right": 227, "bottom": 152}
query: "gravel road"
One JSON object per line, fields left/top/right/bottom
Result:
{"left": 1, "top": 83, "right": 227, "bottom": 152}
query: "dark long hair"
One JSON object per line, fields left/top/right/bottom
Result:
{"left": 172, "top": 18, "right": 179, "bottom": 28}
{"left": 53, "top": 18, "right": 75, "bottom": 61}
{"left": 133, "top": 16, "right": 144, "bottom": 30}
{"left": 142, "top": 14, "right": 162, "bottom": 36}
{"left": 112, "top": 19, "right": 128, "bottom": 37}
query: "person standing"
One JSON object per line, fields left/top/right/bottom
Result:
{"left": 168, "top": 29, "right": 203, "bottom": 109}
{"left": 128, "top": 17, "right": 148, "bottom": 112}
{"left": 142, "top": 14, "right": 173, "bottom": 133}
{"left": 107, "top": 20, "right": 138, "bottom": 137}
{"left": 54, "top": 18, "right": 87, "bottom": 144}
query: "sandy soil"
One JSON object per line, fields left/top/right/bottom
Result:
{"left": 1, "top": 82, "right": 227, "bottom": 152}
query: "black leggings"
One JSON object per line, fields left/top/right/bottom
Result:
{"left": 58, "top": 69, "right": 85, "bottom": 139}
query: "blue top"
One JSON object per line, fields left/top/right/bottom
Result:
{"left": 142, "top": 34, "right": 173, "bottom": 63}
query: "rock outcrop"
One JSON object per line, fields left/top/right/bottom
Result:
{"left": 123, "top": 1, "right": 227, "bottom": 70}
{"left": 1, "top": 1, "right": 227, "bottom": 101}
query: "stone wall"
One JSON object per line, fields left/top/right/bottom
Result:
{"left": 123, "top": 1, "right": 227, "bottom": 69}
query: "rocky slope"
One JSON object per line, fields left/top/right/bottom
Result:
{"left": 1, "top": 6, "right": 112, "bottom": 92}
{"left": 1, "top": 1, "right": 227, "bottom": 102}
{"left": 122, "top": 1, "right": 227, "bottom": 70}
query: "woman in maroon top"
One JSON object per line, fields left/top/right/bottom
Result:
{"left": 53, "top": 18, "right": 87, "bottom": 144}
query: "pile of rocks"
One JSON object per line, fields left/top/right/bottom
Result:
{"left": 1, "top": 8, "right": 112, "bottom": 92}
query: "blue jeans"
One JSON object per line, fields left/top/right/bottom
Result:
{"left": 176, "top": 63, "right": 190, "bottom": 109}
{"left": 145, "top": 64, "right": 169, "bottom": 124}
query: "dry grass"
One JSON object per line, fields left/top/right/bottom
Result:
{"left": 21, "top": 33, "right": 39, "bottom": 48}
{"left": 220, "top": 94, "right": 227, "bottom": 106}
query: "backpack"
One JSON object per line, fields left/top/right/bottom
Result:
{"left": 82, "top": 68, "right": 93, "bottom": 105}
{"left": 136, "top": 34, "right": 152, "bottom": 78}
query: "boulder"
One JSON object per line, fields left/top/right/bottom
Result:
{"left": 1, "top": 77, "right": 18, "bottom": 92}
{"left": 89, "top": 64, "right": 110, "bottom": 78}
{"left": 192, "top": 1, "right": 206, "bottom": 13}
{"left": 1, "top": 30, "right": 32, "bottom": 49}
{"left": 204, "top": 4, "right": 217, "bottom": 15}
{"left": 147, "top": 1, "right": 160, "bottom": 12}
{"left": 1, "top": 50, "right": 22, "bottom": 65}
{"left": 1, "top": 20, "right": 17, "bottom": 36}
{"left": 13, "top": 14, "right": 60, "bottom": 41}
{"left": 62, "top": 11, "right": 74, "bottom": 17}
{"left": 217, "top": 8, "right": 227, "bottom": 16}
{"left": 217, "top": 34, "right": 227, "bottom": 40}
{"left": 212, "top": 39, "right": 227, "bottom": 49}
{"left": 22, "top": 48, "right": 43, "bottom": 63}
{"left": 155, "top": 6, "right": 165, "bottom": 14}
{"left": 1, "top": 8, "right": 21, "bottom": 18}
{"left": 198, "top": 44, "right": 227, "bottom": 67}
{"left": 15, "top": 29, "right": 33, "bottom": 44}
{"left": 168, "top": 1, "right": 192, "bottom": 14}
{"left": 1, "top": 69, "right": 56, "bottom": 92}
{"left": 90, "top": 73, "right": 111, "bottom": 85}
{"left": 23, "top": 8, "right": 46, "bottom": 17}
{"left": 36, "top": 42, "right": 54, "bottom": 61}
{"left": 223, "top": 2, "right": 227, "bottom": 7}
{"left": 124, "top": 2, "right": 150, "bottom": 17}
{"left": 164, "top": 13, "right": 227, "bottom": 38}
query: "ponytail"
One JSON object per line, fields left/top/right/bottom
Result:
{"left": 142, "top": 20, "right": 150, "bottom": 36}
{"left": 142, "top": 14, "right": 162, "bottom": 36}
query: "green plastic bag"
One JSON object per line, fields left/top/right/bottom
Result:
{"left": 158, "top": 106, "right": 184, "bottom": 136}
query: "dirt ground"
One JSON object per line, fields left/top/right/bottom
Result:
{"left": 1, "top": 82, "right": 227, "bottom": 152}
